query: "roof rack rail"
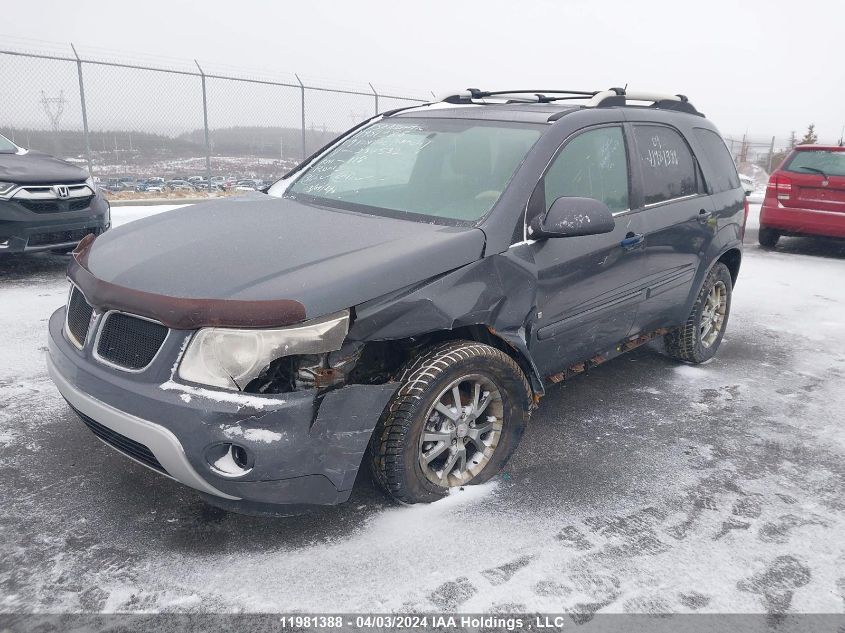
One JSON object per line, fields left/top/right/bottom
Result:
{"left": 439, "top": 88, "right": 599, "bottom": 104}
{"left": 438, "top": 87, "right": 703, "bottom": 116}
{"left": 585, "top": 88, "right": 702, "bottom": 116}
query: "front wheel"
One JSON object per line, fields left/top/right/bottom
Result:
{"left": 664, "top": 262, "right": 733, "bottom": 364}
{"left": 369, "top": 340, "right": 531, "bottom": 504}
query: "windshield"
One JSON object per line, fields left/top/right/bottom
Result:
{"left": 0, "top": 134, "right": 18, "bottom": 153}
{"left": 785, "top": 149, "right": 845, "bottom": 177}
{"left": 286, "top": 118, "right": 542, "bottom": 223}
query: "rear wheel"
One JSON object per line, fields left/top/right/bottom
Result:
{"left": 664, "top": 262, "right": 733, "bottom": 364}
{"left": 369, "top": 340, "right": 531, "bottom": 504}
{"left": 758, "top": 227, "right": 780, "bottom": 249}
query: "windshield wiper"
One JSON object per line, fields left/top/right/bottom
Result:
{"left": 798, "top": 166, "right": 829, "bottom": 179}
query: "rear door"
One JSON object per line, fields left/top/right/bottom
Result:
{"left": 526, "top": 124, "right": 647, "bottom": 376}
{"left": 781, "top": 148, "right": 845, "bottom": 213}
{"left": 628, "top": 123, "right": 715, "bottom": 333}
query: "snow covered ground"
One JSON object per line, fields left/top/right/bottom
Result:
{"left": 1, "top": 204, "right": 844, "bottom": 616}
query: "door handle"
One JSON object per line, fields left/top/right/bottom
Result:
{"left": 697, "top": 208, "right": 713, "bottom": 224}
{"left": 620, "top": 233, "right": 644, "bottom": 249}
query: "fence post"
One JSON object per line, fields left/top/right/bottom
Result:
{"left": 195, "top": 60, "right": 212, "bottom": 190}
{"left": 70, "top": 44, "right": 93, "bottom": 177}
{"left": 369, "top": 82, "right": 379, "bottom": 115}
{"left": 295, "top": 74, "right": 306, "bottom": 159}
{"left": 767, "top": 136, "right": 775, "bottom": 173}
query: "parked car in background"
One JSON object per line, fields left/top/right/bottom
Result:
{"left": 759, "top": 145, "right": 845, "bottom": 247}
{"left": 0, "top": 133, "right": 109, "bottom": 253}
{"left": 137, "top": 179, "right": 167, "bottom": 194}
{"left": 739, "top": 174, "right": 754, "bottom": 196}
{"left": 234, "top": 179, "right": 261, "bottom": 191}
{"left": 47, "top": 88, "right": 744, "bottom": 514}
{"left": 167, "top": 179, "right": 195, "bottom": 192}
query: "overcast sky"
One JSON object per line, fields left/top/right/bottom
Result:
{"left": 3, "top": 0, "right": 844, "bottom": 143}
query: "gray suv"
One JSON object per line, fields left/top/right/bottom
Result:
{"left": 47, "top": 88, "right": 746, "bottom": 514}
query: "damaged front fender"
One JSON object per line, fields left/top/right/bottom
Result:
{"left": 347, "top": 249, "right": 545, "bottom": 394}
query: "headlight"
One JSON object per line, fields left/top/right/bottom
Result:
{"left": 178, "top": 310, "right": 350, "bottom": 390}
{"left": 0, "top": 182, "right": 17, "bottom": 199}
{"left": 85, "top": 176, "right": 96, "bottom": 192}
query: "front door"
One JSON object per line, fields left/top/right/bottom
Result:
{"left": 525, "top": 124, "right": 648, "bottom": 377}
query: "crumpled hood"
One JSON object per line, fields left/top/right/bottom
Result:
{"left": 82, "top": 194, "right": 487, "bottom": 322}
{"left": 0, "top": 150, "right": 89, "bottom": 184}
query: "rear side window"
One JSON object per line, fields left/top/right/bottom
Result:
{"left": 694, "top": 128, "right": 740, "bottom": 193}
{"left": 633, "top": 125, "right": 698, "bottom": 205}
{"left": 544, "top": 126, "right": 629, "bottom": 212}
{"left": 784, "top": 150, "right": 845, "bottom": 177}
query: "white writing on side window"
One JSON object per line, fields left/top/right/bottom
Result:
{"left": 644, "top": 135, "right": 679, "bottom": 168}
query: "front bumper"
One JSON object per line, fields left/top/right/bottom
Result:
{"left": 47, "top": 307, "right": 399, "bottom": 511}
{"left": 760, "top": 202, "right": 845, "bottom": 239}
{"left": 0, "top": 195, "right": 109, "bottom": 253}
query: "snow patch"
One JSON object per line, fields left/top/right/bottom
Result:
{"left": 213, "top": 450, "right": 242, "bottom": 475}
{"left": 673, "top": 365, "right": 709, "bottom": 380}
{"left": 159, "top": 380, "right": 286, "bottom": 409}
{"left": 220, "top": 424, "right": 284, "bottom": 444}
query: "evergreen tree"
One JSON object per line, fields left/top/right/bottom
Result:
{"left": 788, "top": 131, "right": 797, "bottom": 149}
{"left": 799, "top": 124, "right": 818, "bottom": 145}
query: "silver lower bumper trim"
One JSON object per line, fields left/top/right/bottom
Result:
{"left": 47, "top": 355, "right": 239, "bottom": 500}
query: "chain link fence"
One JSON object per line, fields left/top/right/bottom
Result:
{"left": 0, "top": 38, "right": 430, "bottom": 197}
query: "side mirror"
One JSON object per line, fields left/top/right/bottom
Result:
{"left": 528, "top": 196, "right": 615, "bottom": 239}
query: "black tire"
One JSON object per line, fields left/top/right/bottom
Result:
{"left": 369, "top": 340, "right": 531, "bottom": 504}
{"left": 758, "top": 227, "right": 780, "bottom": 249}
{"left": 664, "top": 262, "right": 733, "bottom": 364}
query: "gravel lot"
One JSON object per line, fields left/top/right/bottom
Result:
{"left": 1, "top": 204, "right": 844, "bottom": 615}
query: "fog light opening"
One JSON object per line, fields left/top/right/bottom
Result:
{"left": 208, "top": 443, "right": 253, "bottom": 478}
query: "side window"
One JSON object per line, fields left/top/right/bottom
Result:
{"left": 544, "top": 126, "right": 629, "bottom": 213}
{"left": 694, "top": 128, "right": 740, "bottom": 193}
{"left": 633, "top": 125, "right": 698, "bottom": 205}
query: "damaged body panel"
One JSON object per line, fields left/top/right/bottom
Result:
{"left": 46, "top": 92, "right": 745, "bottom": 513}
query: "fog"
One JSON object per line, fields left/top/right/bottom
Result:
{"left": 3, "top": 0, "right": 844, "bottom": 142}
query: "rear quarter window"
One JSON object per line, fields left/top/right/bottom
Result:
{"left": 694, "top": 128, "right": 740, "bottom": 193}
{"left": 633, "top": 125, "right": 699, "bottom": 205}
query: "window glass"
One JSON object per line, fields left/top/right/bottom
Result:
{"left": 544, "top": 126, "right": 629, "bottom": 212}
{"left": 634, "top": 125, "right": 698, "bottom": 205}
{"left": 0, "top": 134, "right": 17, "bottom": 153}
{"left": 784, "top": 150, "right": 845, "bottom": 177}
{"left": 287, "top": 119, "right": 541, "bottom": 222}
{"left": 694, "top": 128, "right": 740, "bottom": 193}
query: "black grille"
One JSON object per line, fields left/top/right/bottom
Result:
{"left": 66, "top": 287, "right": 94, "bottom": 347}
{"left": 73, "top": 407, "right": 167, "bottom": 474}
{"left": 96, "top": 312, "right": 169, "bottom": 370}
{"left": 18, "top": 196, "right": 94, "bottom": 214}
{"left": 28, "top": 227, "right": 97, "bottom": 247}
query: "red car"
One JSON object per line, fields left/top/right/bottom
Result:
{"left": 759, "top": 145, "right": 845, "bottom": 247}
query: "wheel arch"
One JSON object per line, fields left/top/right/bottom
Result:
{"left": 352, "top": 325, "right": 545, "bottom": 399}
{"left": 716, "top": 247, "right": 742, "bottom": 287}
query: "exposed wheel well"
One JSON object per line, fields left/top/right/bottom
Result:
{"left": 717, "top": 248, "right": 742, "bottom": 286}
{"left": 351, "top": 325, "right": 541, "bottom": 395}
